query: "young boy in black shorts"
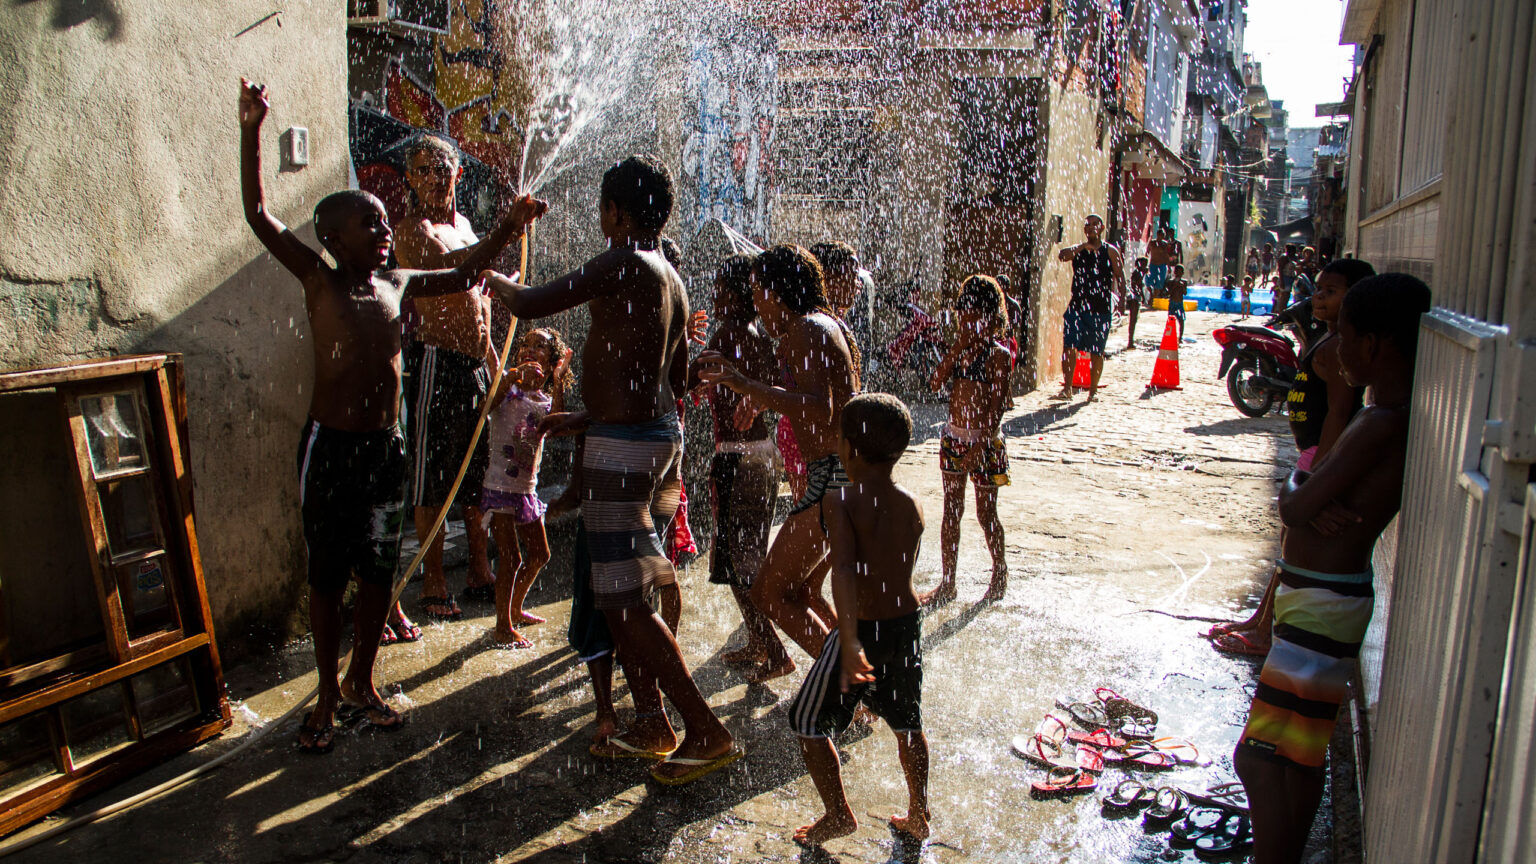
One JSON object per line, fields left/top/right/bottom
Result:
{"left": 788, "top": 393, "right": 931, "bottom": 846}
{"left": 239, "top": 79, "right": 543, "bottom": 752}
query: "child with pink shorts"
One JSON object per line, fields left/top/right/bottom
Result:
{"left": 481, "top": 327, "right": 573, "bottom": 648}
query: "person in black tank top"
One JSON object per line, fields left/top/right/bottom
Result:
{"left": 1207, "top": 258, "right": 1376, "bottom": 660}
{"left": 1053, "top": 214, "right": 1125, "bottom": 402}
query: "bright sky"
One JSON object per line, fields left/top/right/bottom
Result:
{"left": 1243, "top": 0, "right": 1356, "bottom": 127}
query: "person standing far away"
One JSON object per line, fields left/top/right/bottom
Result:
{"left": 1126, "top": 257, "right": 1149, "bottom": 349}
{"left": 1261, "top": 242, "right": 1277, "bottom": 292}
{"left": 393, "top": 134, "right": 503, "bottom": 622}
{"left": 479, "top": 156, "right": 741, "bottom": 785}
{"left": 1146, "top": 227, "right": 1174, "bottom": 300}
{"left": 1053, "top": 214, "right": 1125, "bottom": 403}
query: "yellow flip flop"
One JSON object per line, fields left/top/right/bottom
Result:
{"left": 589, "top": 736, "right": 674, "bottom": 761}
{"left": 649, "top": 745, "right": 746, "bottom": 786}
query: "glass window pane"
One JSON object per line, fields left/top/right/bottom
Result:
{"left": 62, "top": 684, "right": 133, "bottom": 769}
{"left": 129, "top": 660, "right": 198, "bottom": 737}
{"left": 81, "top": 392, "right": 146, "bottom": 477}
{"left": 0, "top": 390, "right": 107, "bottom": 676}
{"left": 0, "top": 714, "right": 62, "bottom": 799}
{"left": 99, "top": 476, "right": 161, "bottom": 560}
{"left": 117, "top": 554, "right": 176, "bottom": 638}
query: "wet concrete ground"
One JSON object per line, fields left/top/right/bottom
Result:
{"left": 9, "top": 311, "right": 1322, "bottom": 863}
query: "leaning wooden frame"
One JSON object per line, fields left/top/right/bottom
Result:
{"left": 0, "top": 354, "right": 229, "bottom": 836}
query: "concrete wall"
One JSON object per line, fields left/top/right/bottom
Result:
{"left": 1031, "top": 84, "right": 1112, "bottom": 385}
{"left": 0, "top": 2, "right": 348, "bottom": 652}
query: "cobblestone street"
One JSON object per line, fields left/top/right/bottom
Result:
{"left": 15, "top": 310, "right": 1310, "bottom": 864}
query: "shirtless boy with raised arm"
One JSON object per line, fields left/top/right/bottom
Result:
{"left": 239, "top": 79, "right": 543, "bottom": 753}
{"left": 1235, "top": 274, "right": 1430, "bottom": 863}
{"left": 481, "top": 156, "right": 738, "bottom": 784}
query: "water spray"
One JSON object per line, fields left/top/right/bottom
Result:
{"left": 0, "top": 224, "right": 537, "bottom": 861}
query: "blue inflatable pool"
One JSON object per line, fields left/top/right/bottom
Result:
{"left": 1184, "top": 285, "right": 1272, "bottom": 316}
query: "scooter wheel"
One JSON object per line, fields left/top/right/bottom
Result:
{"left": 1227, "top": 357, "right": 1277, "bottom": 417}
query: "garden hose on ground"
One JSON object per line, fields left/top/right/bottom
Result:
{"left": 0, "top": 230, "right": 532, "bottom": 859}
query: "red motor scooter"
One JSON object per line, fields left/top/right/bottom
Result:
{"left": 1212, "top": 300, "right": 1323, "bottom": 417}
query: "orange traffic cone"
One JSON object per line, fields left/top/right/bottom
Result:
{"left": 1148, "top": 315, "right": 1181, "bottom": 390}
{"left": 1072, "top": 352, "right": 1093, "bottom": 389}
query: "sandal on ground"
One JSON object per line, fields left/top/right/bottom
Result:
{"left": 1054, "top": 698, "right": 1110, "bottom": 730}
{"left": 378, "top": 624, "right": 399, "bottom": 647}
{"left": 1116, "top": 716, "right": 1158, "bottom": 740}
{"left": 418, "top": 594, "right": 463, "bottom": 621}
{"left": 1194, "top": 812, "right": 1253, "bottom": 854}
{"left": 1182, "top": 782, "right": 1249, "bottom": 813}
{"left": 1031, "top": 767, "right": 1096, "bottom": 797}
{"left": 461, "top": 583, "right": 495, "bottom": 603}
{"left": 589, "top": 734, "right": 674, "bottom": 761}
{"left": 1210, "top": 631, "right": 1270, "bottom": 657}
{"left": 1144, "top": 787, "right": 1188, "bottom": 823}
{"left": 1170, "top": 807, "right": 1230, "bottom": 843}
{"left": 391, "top": 619, "right": 423, "bottom": 642}
{"left": 1095, "top": 687, "right": 1159, "bottom": 728}
{"left": 1102, "top": 779, "right": 1154, "bottom": 809}
{"left": 1148, "top": 736, "right": 1204, "bottom": 766}
{"left": 1011, "top": 733, "right": 1078, "bottom": 770}
{"left": 339, "top": 699, "right": 408, "bottom": 732}
{"left": 1068, "top": 727, "right": 1128, "bottom": 750}
{"left": 1035, "top": 714, "right": 1071, "bottom": 748}
{"left": 295, "top": 721, "right": 335, "bottom": 755}
{"left": 1101, "top": 741, "right": 1177, "bottom": 770}
{"left": 649, "top": 745, "right": 745, "bottom": 786}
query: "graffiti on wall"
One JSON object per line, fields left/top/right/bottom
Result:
{"left": 681, "top": 34, "right": 775, "bottom": 242}
{"left": 1180, "top": 203, "right": 1219, "bottom": 284}
{"left": 351, "top": 0, "right": 526, "bottom": 234}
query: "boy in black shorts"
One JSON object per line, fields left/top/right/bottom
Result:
{"left": 240, "top": 79, "right": 543, "bottom": 752}
{"left": 788, "top": 393, "right": 931, "bottom": 846}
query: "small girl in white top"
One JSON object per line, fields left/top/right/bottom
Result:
{"left": 482, "top": 327, "right": 573, "bottom": 648}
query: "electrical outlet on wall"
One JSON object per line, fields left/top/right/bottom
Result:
{"left": 280, "top": 127, "right": 309, "bottom": 170}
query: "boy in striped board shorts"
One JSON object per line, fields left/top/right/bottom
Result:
{"left": 1236, "top": 274, "right": 1430, "bottom": 863}
{"left": 787, "top": 393, "right": 932, "bottom": 847}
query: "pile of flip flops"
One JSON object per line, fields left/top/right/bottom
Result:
{"left": 1008, "top": 687, "right": 1252, "bottom": 856}
{"left": 1103, "top": 779, "right": 1252, "bottom": 857}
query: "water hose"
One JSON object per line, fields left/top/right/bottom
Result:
{"left": 0, "top": 229, "right": 534, "bottom": 858}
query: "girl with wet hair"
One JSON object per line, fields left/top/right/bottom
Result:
{"left": 922, "top": 276, "right": 1013, "bottom": 605}
{"left": 697, "top": 244, "right": 861, "bottom": 669}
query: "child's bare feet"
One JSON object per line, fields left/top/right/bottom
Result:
{"left": 794, "top": 808, "right": 857, "bottom": 847}
{"left": 745, "top": 656, "right": 795, "bottom": 684}
{"left": 591, "top": 712, "right": 618, "bottom": 745}
{"left": 589, "top": 711, "right": 677, "bottom": 758}
{"left": 512, "top": 611, "right": 547, "bottom": 626}
{"left": 1050, "top": 386, "right": 1073, "bottom": 400}
{"left": 919, "top": 580, "right": 956, "bottom": 607}
{"left": 722, "top": 645, "right": 767, "bottom": 666}
{"left": 492, "top": 627, "right": 534, "bottom": 650}
{"left": 890, "top": 808, "right": 931, "bottom": 840}
{"left": 982, "top": 571, "right": 1007, "bottom": 602}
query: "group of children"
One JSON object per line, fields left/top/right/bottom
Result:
{"left": 239, "top": 75, "right": 1042, "bottom": 846}
{"left": 242, "top": 72, "right": 1425, "bottom": 859}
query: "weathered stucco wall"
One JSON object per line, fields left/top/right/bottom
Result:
{"left": 1030, "top": 83, "right": 1111, "bottom": 387}
{"left": 0, "top": 3, "right": 347, "bottom": 653}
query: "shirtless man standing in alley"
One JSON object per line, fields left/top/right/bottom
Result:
{"left": 482, "top": 156, "right": 739, "bottom": 785}
{"left": 394, "top": 135, "right": 504, "bottom": 620}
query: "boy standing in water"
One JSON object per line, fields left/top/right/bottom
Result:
{"left": 482, "top": 156, "right": 738, "bottom": 784}
{"left": 789, "top": 393, "right": 930, "bottom": 847}
{"left": 1165, "top": 264, "right": 1189, "bottom": 341}
{"left": 238, "top": 79, "right": 543, "bottom": 752}
{"left": 1235, "top": 274, "right": 1430, "bottom": 863}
